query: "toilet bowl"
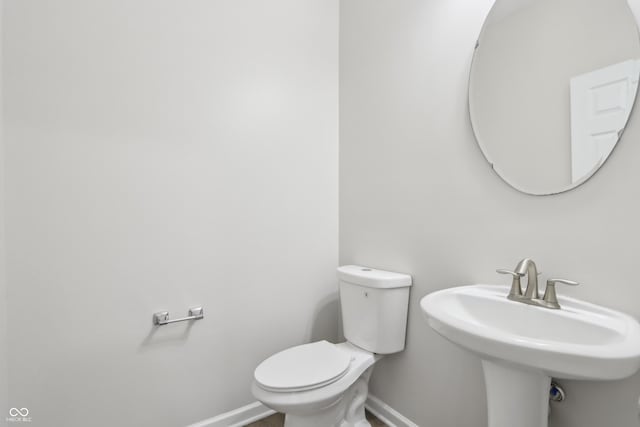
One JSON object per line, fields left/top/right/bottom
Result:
{"left": 252, "top": 266, "right": 412, "bottom": 427}
{"left": 252, "top": 341, "right": 380, "bottom": 427}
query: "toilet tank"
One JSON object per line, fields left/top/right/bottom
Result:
{"left": 337, "top": 265, "right": 412, "bottom": 354}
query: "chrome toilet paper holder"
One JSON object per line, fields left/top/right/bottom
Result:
{"left": 153, "top": 307, "right": 204, "bottom": 326}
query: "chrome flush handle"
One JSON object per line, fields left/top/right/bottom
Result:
{"left": 542, "top": 279, "right": 579, "bottom": 309}
{"left": 496, "top": 269, "right": 523, "bottom": 299}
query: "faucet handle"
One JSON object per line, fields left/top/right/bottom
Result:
{"left": 496, "top": 269, "right": 520, "bottom": 277}
{"left": 542, "top": 278, "right": 579, "bottom": 309}
{"left": 497, "top": 269, "right": 523, "bottom": 298}
{"left": 547, "top": 278, "right": 579, "bottom": 287}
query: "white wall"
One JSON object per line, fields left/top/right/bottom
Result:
{"left": 340, "top": 1, "right": 640, "bottom": 426}
{"left": 3, "top": 1, "right": 338, "bottom": 426}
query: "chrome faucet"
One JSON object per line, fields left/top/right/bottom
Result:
{"left": 515, "top": 258, "right": 539, "bottom": 300}
{"left": 497, "top": 258, "right": 579, "bottom": 309}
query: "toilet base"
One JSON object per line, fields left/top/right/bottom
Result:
{"left": 284, "top": 366, "right": 374, "bottom": 427}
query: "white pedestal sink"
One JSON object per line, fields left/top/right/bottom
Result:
{"left": 420, "top": 285, "right": 640, "bottom": 427}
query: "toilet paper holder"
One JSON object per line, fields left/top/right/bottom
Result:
{"left": 153, "top": 307, "right": 204, "bottom": 326}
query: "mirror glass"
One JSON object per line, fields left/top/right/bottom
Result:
{"left": 469, "top": 0, "right": 640, "bottom": 195}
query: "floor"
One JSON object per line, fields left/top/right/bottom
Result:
{"left": 245, "top": 410, "right": 387, "bottom": 427}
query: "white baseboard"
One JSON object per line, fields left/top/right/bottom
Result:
{"left": 187, "top": 395, "right": 416, "bottom": 427}
{"left": 185, "top": 401, "right": 276, "bottom": 427}
{"left": 365, "top": 394, "right": 419, "bottom": 427}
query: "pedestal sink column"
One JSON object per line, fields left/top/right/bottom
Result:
{"left": 482, "top": 360, "right": 551, "bottom": 427}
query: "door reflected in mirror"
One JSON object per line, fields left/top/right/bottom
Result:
{"left": 469, "top": 0, "right": 640, "bottom": 195}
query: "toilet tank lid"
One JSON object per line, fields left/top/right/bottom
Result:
{"left": 337, "top": 265, "right": 412, "bottom": 289}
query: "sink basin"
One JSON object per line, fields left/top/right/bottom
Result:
{"left": 421, "top": 284, "right": 640, "bottom": 380}
{"left": 420, "top": 284, "right": 640, "bottom": 427}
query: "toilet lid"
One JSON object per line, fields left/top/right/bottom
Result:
{"left": 254, "top": 340, "right": 351, "bottom": 392}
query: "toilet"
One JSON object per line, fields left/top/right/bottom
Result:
{"left": 252, "top": 265, "right": 412, "bottom": 427}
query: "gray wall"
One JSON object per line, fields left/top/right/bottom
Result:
{"left": 3, "top": 1, "right": 338, "bottom": 426}
{"left": 340, "top": 1, "right": 640, "bottom": 426}
{"left": 0, "top": 0, "right": 6, "bottom": 421}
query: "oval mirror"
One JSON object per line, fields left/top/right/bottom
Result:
{"left": 469, "top": 0, "right": 640, "bottom": 195}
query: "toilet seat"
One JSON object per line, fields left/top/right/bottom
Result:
{"left": 254, "top": 340, "right": 352, "bottom": 392}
